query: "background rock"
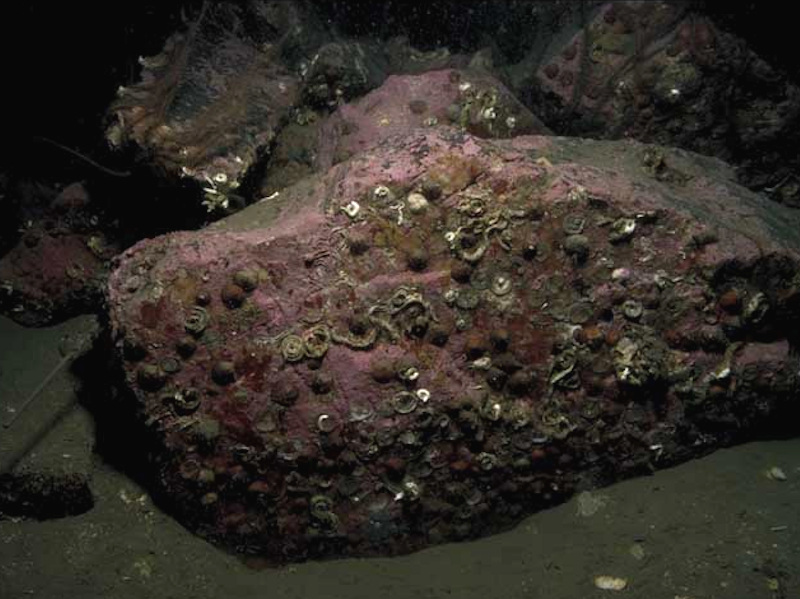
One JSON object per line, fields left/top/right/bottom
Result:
{"left": 260, "top": 68, "right": 551, "bottom": 195}
{"left": 315, "top": 69, "right": 550, "bottom": 171}
{"left": 507, "top": 1, "right": 800, "bottom": 205}
{"left": 103, "top": 1, "right": 469, "bottom": 207}
{"left": 106, "top": 2, "right": 303, "bottom": 207}
{"left": 0, "top": 221, "right": 114, "bottom": 327}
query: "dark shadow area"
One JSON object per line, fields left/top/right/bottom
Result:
{"left": 0, "top": 2, "right": 210, "bottom": 255}
{"left": 74, "top": 329, "right": 155, "bottom": 490}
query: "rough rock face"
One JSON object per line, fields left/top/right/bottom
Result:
{"left": 0, "top": 209, "right": 114, "bottom": 326}
{"left": 105, "top": 1, "right": 468, "bottom": 207}
{"left": 261, "top": 69, "right": 550, "bottom": 196}
{"left": 510, "top": 1, "right": 800, "bottom": 203}
{"left": 316, "top": 69, "right": 551, "bottom": 171}
{"left": 106, "top": 2, "right": 304, "bottom": 202}
{"left": 108, "top": 127, "right": 800, "bottom": 563}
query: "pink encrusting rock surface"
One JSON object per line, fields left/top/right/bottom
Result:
{"left": 108, "top": 127, "right": 800, "bottom": 563}
{"left": 0, "top": 233, "right": 110, "bottom": 327}
{"left": 315, "top": 69, "right": 550, "bottom": 170}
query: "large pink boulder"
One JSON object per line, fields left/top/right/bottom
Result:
{"left": 108, "top": 127, "right": 800, "bottom": 563}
